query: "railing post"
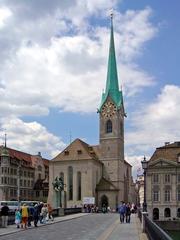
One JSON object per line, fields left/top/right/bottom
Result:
{"left": 142, "top": 211, "right": 148, "bottom": 232}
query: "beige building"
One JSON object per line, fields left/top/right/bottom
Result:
{"left": 146, "top": 142, "right": 180, "bottom": 220}
{"left": 48, "top": 16, "right": 136, "bottom": 210}
{"left": 0, "top": 145, "right": 49, "bottom": 202}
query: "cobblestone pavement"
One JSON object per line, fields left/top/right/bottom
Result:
{"left": 0, "top": 213, "right": 145, "bottom": 240}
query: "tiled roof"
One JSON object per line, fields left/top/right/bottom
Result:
{"left": 149, "top": 141, "right": 180, "bottom": 162}
{"left": 52, "top": 138, "right": 101, "bottom": 162}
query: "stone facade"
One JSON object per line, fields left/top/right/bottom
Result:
{"left": 0, "top": 146, "right": 49, "bottom": 202}
{"left": 146, "top": 142, "right": 180, "bottom": 220}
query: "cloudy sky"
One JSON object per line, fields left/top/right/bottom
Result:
{"left": 0, "top": 0, "right": 179, "bottom": 178}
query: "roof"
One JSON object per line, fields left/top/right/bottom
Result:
{"left": 149, "top": 141, "right": 180, "bottom": 163}
{"left": 0, "top": 146, "right": 49, "bottom": 167}
{"left": 99, "top": 15, "right": 123, "bottom": 111}
{"left": 52, "top": 138, "right": 101, "bottom": 163}
{"left": 96, "top": 177, "right": 118, "bottom": 191}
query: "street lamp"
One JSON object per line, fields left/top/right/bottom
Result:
{"left": 141, "top": 156, "right": 148, "bottom": 212}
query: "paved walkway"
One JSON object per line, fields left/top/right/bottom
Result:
{"left": 0, "top": 213, "right": 148, "bottom": 240}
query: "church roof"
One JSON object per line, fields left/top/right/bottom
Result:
{"left": 96, "top": 177, "right": 118, "bottom": 191}
{"left": 52, "top": 138, "right": 102, "bottom": 163}
{"left": 149, "top": 141, "right": 180, "bottom": 163}
{"left": 99, "top": 14, "right": 123, "bottom": 111}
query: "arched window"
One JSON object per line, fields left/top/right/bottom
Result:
{"left": 37, "top": 165, "right": 42, "bottom": 171}
{"left": 77, "top": 172, "right": 81, "bottom": 201}
{"left": 153, "top": 208, "right": 159, "bottom": 220}
{"left": 177, "top": 208, "right": 180, "bottom": 218}
{"left": 120, "top": 122, "right": 123, "bottom": 136}
{"left": 164, "top": 208, "right": 171, "bottom": 218}
{"left": 68, "top": 166, "right": 73, "bottom": 200}
{"left": 106, "top": 120, "right": 112, "bottom": 133}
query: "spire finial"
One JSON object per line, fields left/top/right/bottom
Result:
{"left": 110, "top": 9, "right": 113, "bottom": 19}
{"left": 4, "top": 132, "right": 7, "bottom": 148}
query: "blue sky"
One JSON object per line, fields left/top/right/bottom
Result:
{"left": 0, "top": 0, "right": 179, "bottom": 177}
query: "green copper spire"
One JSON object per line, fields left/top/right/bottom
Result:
{"left": 99, "top": 14, "right": 123, "bottom": 110}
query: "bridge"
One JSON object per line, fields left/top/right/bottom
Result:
{"left": 0, "top": 211, "right": 173, "bottom": 240}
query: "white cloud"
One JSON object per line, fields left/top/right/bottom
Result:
{"left": 126, "top": 85, "right": 180, "bottom": 155}
{"left": 0, "top": 6, "right": 157, "bottom": 116}
{"left": 0, "top": 7, "right": 12, "bottom": 29}
{"left": 0, "top": 117, "right": 66, "bottom": 158}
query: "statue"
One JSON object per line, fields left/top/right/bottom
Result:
{"left": 52, "top": 177, "right": 64, "bottom": 192}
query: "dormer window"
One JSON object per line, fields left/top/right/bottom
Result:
{"left": 64, "top": 150, "right": 69, "bottom": 155}
{"left": 77, "top": 150, "right": 82, "bottom": 154}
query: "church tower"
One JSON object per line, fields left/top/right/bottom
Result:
{"left": 98, "top": 14, "right": 126, "bottom": 202}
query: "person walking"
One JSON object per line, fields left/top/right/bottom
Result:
{"left": 1, "top": 203, "right": 9, "bottom": 228}
{"left": 21, "top": 203, "right": 29, "bottom": 229}
{"left": 47, "top": 203, "right": 54, "bottom": 221}
{"left": 15, "top": 208, "right": 22, "bottom": 228}
{"left": 41, "top": 203, "right": 48, "bottom": 224}
{"left": 33, "top": 204, "right": 40, "bottom": 227}
{"left": 118, "top": 202, "right": 126, "bottom": 223}
{"left": 125, "top": 203, "right": 131, "bottom": 223}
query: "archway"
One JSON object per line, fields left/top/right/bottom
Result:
{"left": 164, "top": 208, "right": 171, "bottom": 218}
{"left": 101, "top": 195, "right": 109, "bottom": 208}
{"left": 153, "top": 208, "right": 159, "bottom": 220}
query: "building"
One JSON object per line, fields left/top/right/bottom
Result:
{"left": 146, "top": 141, "right": 180, "bottom": 220}
{"left": 48, "top": 16, "right": 136, "bottom": 210}
{"left": 135, "top": 174, "right": 144, "bottom": 207}
{"left": 0, "top": 144, "right": 49, "bottom": 202}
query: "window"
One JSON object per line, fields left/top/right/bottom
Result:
{"left": 164, "top": 174, "right": 170, "bottom": 183}
{"left": 177, "top": 187, "right": 180, "bottom": 201}
{"left": 177, "top": 208, "right": 180, "bottom": 218}
{"left": 106, "top": 120, "right": 112, "bottom": 133}
{"left": 38, "top": 165, "right": 42, "bottom": 171}
{"left": 68, "top": 166, "right": 73, "bottom": 200}
{"left": 77, "top": 150, "right": 82, "bottom": 154}
{"left": 120, "top": 122, "right": 123, "bottom": 136}
{"left": 164, "top": 189, "right": 170, "bottom": 202}
{"left": 64, "top": 150, "right": 69, "bottom": 155}
{"left": 178, "top": 174, "right": 180, "bottom": 183}
{"left": 36, "top": 191, "right": 39, "bottom": 197}
{"left": 153, "top": 174, "right": 159, "bottom": 183}
{"left": 77, "top": 172, "right": 81, "bottom": 201}
{"left": 153, "top": 190, "right": 159, "bottom": 202}
{"left": 164, "top": 208, "right": 171, "bottom": 218}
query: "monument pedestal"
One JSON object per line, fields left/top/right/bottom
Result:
{"left": 58, "top": 207, "right": 65, "bottom": 216}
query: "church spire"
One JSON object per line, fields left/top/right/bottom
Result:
{"left": 99, "top": 13, "right": 123, "bottom": 111}
{"left": 106, "top": 13, "right": 119, "bottom": 94}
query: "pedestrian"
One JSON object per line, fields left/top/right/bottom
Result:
{"left": 118, "top": 202, "right": 126, "bottom": 223}
{"left": 21, "top": 203, "right": 28, "bottom": 229}
{"left": 38, "top": 202, "right": 44, "bottom": 223}
{"left": 15, "top": 208, "right": 22, "bottom": 228}
{"left": 33, "top": 204, "right": 40, "bottom": 227}
{"left": 47, "top": 203, "right": 54, "bottom": 221}
{"left": 1, "top": 202, "right": 9, "bottom": 228}
{"left": 28, "top": 203, "right": 34, "bottom": 227}
{"left": 41, "top": 203, "right": 48, "bottom": 224}
{"left": 125, "top": 203, "right": 131, "bottom": 223}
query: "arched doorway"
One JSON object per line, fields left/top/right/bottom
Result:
{"left": 164, "top": 208, "right": 171, "bottom": 218}
{"left": 101, "top": 195, "right": 109, "bottom": 208}
{"left": 153, "top": 208, "right": 159, "bottom": 220}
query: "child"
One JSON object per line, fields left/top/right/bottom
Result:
{"left": 15, "top": 208, "right": 22, "bottom": 228}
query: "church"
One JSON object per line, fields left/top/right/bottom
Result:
{"left": 48, "top": 16, "right": 136, "bottom": 210}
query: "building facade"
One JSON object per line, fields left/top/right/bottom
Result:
{"left": 48, "top": 16, "right": 136, "bottom": 210}
{"left": 146, "top": 142, "right": 180, "bottom": 220}
{"left": 0, "top": 145, "right": 49, "bottom": 202}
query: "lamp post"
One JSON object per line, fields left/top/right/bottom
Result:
{"left": 141, "top": 156, "right": 148, "bottom": 212}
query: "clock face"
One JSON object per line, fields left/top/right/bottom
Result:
{"left": 101, "top": 102, "right": 116, "bottom": 118}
